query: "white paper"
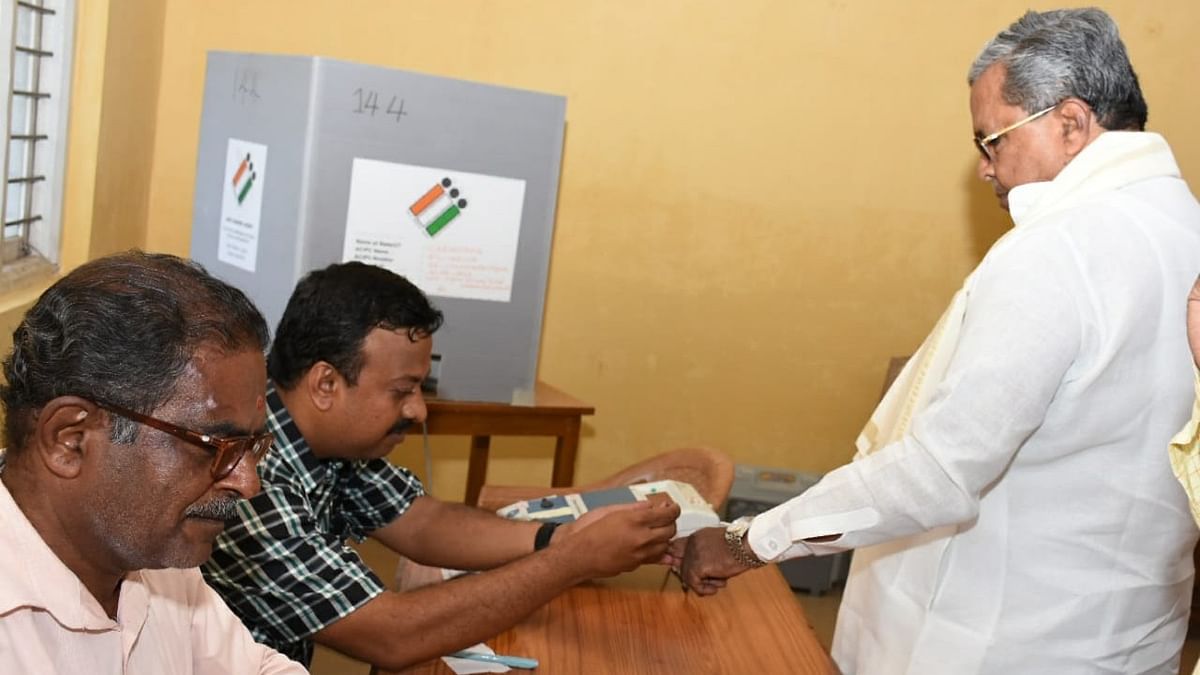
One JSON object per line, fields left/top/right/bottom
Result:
{"left": 218, "top": 138, "right": 268, "bottom": 272}
{"left": 341, "top": 158, "right": 526, "bottom": 303}
{"left": 442, "top": 643, "right": 510, "bottom": 674}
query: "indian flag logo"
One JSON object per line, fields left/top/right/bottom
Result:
{"left": 231, "top": 153, "right": 257, "bottom": 205}
{"left": 409, "top": 177, "right": 468, "bottom": 237}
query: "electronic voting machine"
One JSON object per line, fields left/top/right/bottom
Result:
{"left": 496, "top": 480, "right": 720, "bottom": 538}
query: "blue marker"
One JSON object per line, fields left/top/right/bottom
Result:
{"left": 448, "top": 650, "right": 539, "bottom": 670}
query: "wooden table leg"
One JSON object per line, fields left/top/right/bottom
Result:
{"left": 465, "top": 435, "right": 491, "bottom": 505}
{"left": 551, "top": 417, "right": 581, "bottom": 487}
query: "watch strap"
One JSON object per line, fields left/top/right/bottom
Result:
{"left": 724, "top": 519, "right": 766, "bottom": 568}
{"left": 534, "top": 521, "right": 560, "bottom": 551}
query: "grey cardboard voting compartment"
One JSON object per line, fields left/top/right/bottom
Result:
{"left": 191, "top": 52, "right": 566, "bottom": 404}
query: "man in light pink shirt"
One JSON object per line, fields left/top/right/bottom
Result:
{"left": 0, "top": 252, "right": 305, "bottom": 674}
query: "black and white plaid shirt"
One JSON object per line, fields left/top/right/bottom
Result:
{"left": 201, "top": 384, "right": 424, "bottom": 666}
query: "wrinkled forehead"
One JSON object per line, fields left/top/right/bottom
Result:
{"left": 969, "top": 63, "right": 1017, "bottom": 132}
{"left": 164, "top": 346, "right": 267, "bottom": 427}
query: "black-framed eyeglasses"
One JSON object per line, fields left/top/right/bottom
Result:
{"left": 973, "top": 104, "right": 1058, "bottom": 162}
{"left": 93, "top": 399, "right": 273, "bottom": 480}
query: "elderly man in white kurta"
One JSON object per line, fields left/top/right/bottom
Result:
{"left": 678, "top": 9, "right": 1200, "bottom": 675}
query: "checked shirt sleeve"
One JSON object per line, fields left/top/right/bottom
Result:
{"left": 202, "top": 483, "right": 388, "bottom": 664}
{"left": 339, "top": 458, "right": 425, "bottom": 539}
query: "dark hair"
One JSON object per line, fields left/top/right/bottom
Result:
{"left": 968, "top": 8, "right": 1148, "bottom": 131}
{"left": 1, "top": 251, "right": 269, "bottom": 449}
{"left": 267, "top": 262, "right": 443, "bottom": 389}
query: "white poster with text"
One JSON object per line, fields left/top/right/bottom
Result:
{"left": 218, "top": 138, "right": 267, "bottom": 272}
{"left": 341, "top": 158, "right": 526, "bottom": 303}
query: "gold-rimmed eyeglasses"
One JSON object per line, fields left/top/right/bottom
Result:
{"left": 974, "top": 104, "right": 1058, "bottom": 162}
{"left": 93, "top": 399, "right": 273, "bottom": 480}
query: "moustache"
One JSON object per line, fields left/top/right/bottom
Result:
{"left": 389, "top": 418, "right": 417, "bottom": 436}
{"left": 185, "top": 498, "right": 241, "bottom": 521}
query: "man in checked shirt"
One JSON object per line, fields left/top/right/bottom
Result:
{"left": 202, "top": 261, "right": 679, "bottom": 670}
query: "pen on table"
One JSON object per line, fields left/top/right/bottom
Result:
{"left": 448, "top": 650, "right": 540, "bottom": 670}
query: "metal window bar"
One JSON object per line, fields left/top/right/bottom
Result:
{"left": 14, "top": 45, "right": 49, "bottom": 57}
{"left": 15, "top": 1, "right": 53, "bottom": 14}
{"left": 2, "top": 0, "right": 51, "bottom": 261}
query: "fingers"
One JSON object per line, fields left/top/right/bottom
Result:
{"left": 662, "top": 537, "right": 688, "bottom": 568}
{"left": 691, "top": 578, "right": 726, "bottom": 596}
{"left": 635, "top": 501, "right": 681, "bottom": 528}
{"left": 637, "top": 525, "right": 678, "bottom": 560}
{"left": 576, "top": 500, "right": 689, "bottom": 576}
{"left": 612, "top": 501, "right": 678, "bottom": 538}
{"left": 574, "top": 502, "right": 652, "bottom": 531}
{"left": 640, "top": 540, "right": 670, "bottom": 565}
{"left": 648, "top": 517, "right": 678, "bottom": 536}
{"left": 597, "top": 500, "right": 678, "bottom": 527}
{"left": 681, "top": 567, "right": 706, "bottom": 592}
{"left": 667, "top": 536, "right": 688, "bottom": 555}
{"left": 606, "top": 540, "right": 670, "bottom": 573}
{"left": 593, "top": 501, "right": 656, "bottom": 515}
{"left": 658, "top": 551, "right": 683, "bottom": 567}
{"left": 606, "top": 502, "right": 679, "bottom": 548}
{"left": 675, "top": 527, "right": 750, "bottom": 594}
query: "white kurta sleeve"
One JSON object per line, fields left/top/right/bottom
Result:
{"left": 748, "top": 227, "right": 1083, "bottom": 562}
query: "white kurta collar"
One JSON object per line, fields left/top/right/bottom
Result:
{"left": 1007, "top": 131, "right": 1180, "bottom": 228}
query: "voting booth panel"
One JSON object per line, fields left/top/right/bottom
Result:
{"left": 191, "top": 52, "right": 566, "bottom": 404}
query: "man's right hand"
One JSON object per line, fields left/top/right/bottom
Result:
{"left": 555, "top": 500, "right": 680, "bottom": 578}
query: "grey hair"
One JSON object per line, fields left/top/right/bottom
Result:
{"left": 967, "top": 8, "right": 1147, "bottom": 131}
{"left": 0, "top": 251, "right": 269, "bottom": 450}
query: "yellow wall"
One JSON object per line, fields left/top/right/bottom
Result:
{"left": 61, "top": 0, "right": 165, "bottom": 268}
{"left": 87, "top": 0, "right": 167, "bottom": 259}
{"left": 118, "top": 1, "right": 1200, "bottom": 496}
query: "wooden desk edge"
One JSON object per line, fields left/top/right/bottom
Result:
{"left": 426, "top": 381, "right": 595, "bottom": 416}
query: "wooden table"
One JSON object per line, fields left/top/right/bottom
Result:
{"left": 387, "top": 565, "right": 834, "bottom": 674}
{"left": 424, "top": 382, "right": 594, "bottom": 506}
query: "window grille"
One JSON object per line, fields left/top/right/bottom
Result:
{"left": 0, "top": 0, "right": 72, "bottom": 273}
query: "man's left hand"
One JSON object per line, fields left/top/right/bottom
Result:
{"left": 677, "top": 526, "right": 750, "bottom": 596}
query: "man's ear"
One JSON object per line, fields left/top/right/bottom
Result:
{"left": 305, "top": 362, "right": 343, "bottom": 413}
{"left": 33, "top": 396, "right": 102, "bottom": 479}
{"left": 1059, "top": 98, "right": 1099, "bottom": 159}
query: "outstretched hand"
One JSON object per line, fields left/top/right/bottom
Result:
{"left": 558, "top": 500, "right": 647, "bottom": 537}
{"left": 555, "top": 500, "right": 680, "bottom": 579}
{"left": 663, "top": 535, "right": 688, "bottom": 569}
{"left": 677, "top": 527, "right": 752, "bottom": 596}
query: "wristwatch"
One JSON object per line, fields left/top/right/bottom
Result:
{"left": 724, "top": 516, "right": 766, "bottom": 568}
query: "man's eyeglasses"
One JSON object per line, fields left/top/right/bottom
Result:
{"left": 93, "top": 399, "right": 273, "bottom": 480}
{"left": 974, "top": 104, "right": 1058, "bottom": 162}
